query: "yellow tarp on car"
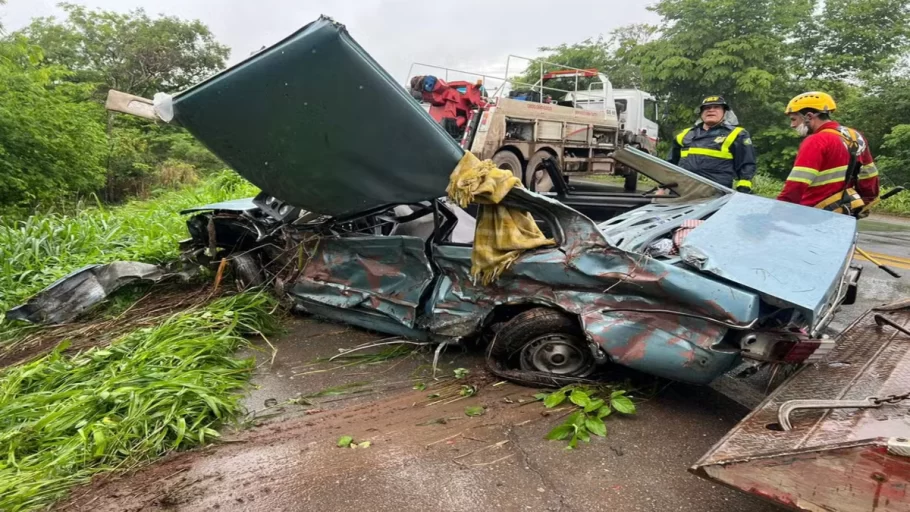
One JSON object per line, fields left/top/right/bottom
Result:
{"left": 446, "top": 152, "right": 554, "bottom": 284}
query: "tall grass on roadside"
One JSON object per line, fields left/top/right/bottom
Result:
{"left": 0, "top": 171, "right": 258, "bottom": 333}
{"left": 0, "top": 292, "right": 280, "bottom": 512}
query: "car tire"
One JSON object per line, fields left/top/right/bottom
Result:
{"left": 492, "top": 308, "right": 596, "bottom": 378}
{"left": 492, "top": 150, "right": 524, "bottom": 181}
{"left": 526, "top": 150, "right": 556, "bottom": 192}
{"left": 231, "top": 253, "right": 264, "bottom": 290}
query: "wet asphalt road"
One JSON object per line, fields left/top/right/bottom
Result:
{"left": 62, "top": 215, "right": 910, "bottom": 512}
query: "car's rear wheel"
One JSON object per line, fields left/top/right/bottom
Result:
{"left": 492, "top": 150, "right": 524, "bottom": 181}
{"left": 492, "top": 308, "right": 596, "bottom": 378}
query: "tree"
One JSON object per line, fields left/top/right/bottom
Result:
{"left": 0, "top": 37, "right": 108, "bottom": 207}
{"left": 15, "top": 4, "right": 229, "bottom": 202}
{"left": 629, "top": 0, "right": 813, "bottom": 158}
{"left": 626, "top": 0, "right": 910, "bottom": 179}
{"left": 20, "top": 2, "right": 230, "bottom": 98}
{"left": 518, "top": 24, "right": 657, "bottom": 93}
{"left": 876, "top": 124, "right": 910, "bottom": 186}
{"left": 796, "top": 0, "right": 910, "bottom": 81}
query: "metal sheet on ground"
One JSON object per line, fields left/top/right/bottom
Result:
{"left": 693, "top": 305, "right": 910, "bottom": 511}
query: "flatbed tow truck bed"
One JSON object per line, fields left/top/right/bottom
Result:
{"left": 693, "top": 301, "right": 910, "bottom": 511}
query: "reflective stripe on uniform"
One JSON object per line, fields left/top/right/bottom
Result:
{"left": 676, "top": 128, "right": 692, "bottom": 146}
{"left": 859, "top": 163, "right": 879, "bottom": 180}
{"left": 785, "top": 165, "right": 849, "bottom": 187}
{"left": 722, "top": 127, "right": 744, "bottom": 153}
{"left": 812, "top": 165, "right": 849, "bottom": 186}
{"left": 785, "top": 166, "right": 819, "bottom": 185}
{"left": 679, "top": 127, "right": 744, "bottom": 160}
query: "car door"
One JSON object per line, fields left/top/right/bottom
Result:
{"left": 423, "top": 201, "right": 575, "bottom": 338}
{"left": 289, "top": 234, "right": 435, "bottom": 338}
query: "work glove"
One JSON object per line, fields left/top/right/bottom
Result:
{"left": 734, "top": 180, "right": 753, "bottom": 194}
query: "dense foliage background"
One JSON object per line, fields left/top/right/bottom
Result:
{"left": 1, "top": 0, "right": 908, "bottom": 210}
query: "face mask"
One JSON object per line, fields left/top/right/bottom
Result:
{"left": 794, "top": 114, "right": 813, "bottom": 137}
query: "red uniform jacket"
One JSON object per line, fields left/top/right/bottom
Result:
{"left": 777, "top": 121, "right": 880, "bottom": 207}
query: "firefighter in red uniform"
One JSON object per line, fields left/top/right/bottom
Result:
{"left": 777, "top": 92, "right": 880, "bottom": 216}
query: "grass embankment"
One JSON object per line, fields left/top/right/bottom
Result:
{"left": 0, "top": 292, "right": 280, "bottom": 511}
{"left": 0, "top": 171, "right": 259, "bottom": 336}
{"left": 0, "top": 172, "right": 272, "bottom": 510}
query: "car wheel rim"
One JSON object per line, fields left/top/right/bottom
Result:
{"left": 520, "top": 334, "right": 591, "bottom": 375}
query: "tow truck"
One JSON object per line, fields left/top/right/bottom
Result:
{"left": 407, "top": 57, "right": 659, "bottom": 192}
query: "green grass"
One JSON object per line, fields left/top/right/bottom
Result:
{"left": 0, "top": 291, "right": 280, "bottom": 511}
{"left": 0, "top": 171, "right": 259, "bottom": 335}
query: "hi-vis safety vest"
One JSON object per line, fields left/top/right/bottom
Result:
{"left": 676, "top": 126, "right": 744, "bottom": 160}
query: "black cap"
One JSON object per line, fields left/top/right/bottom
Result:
{"left": 700, "top": 95, "right": 729, "bottom": 110}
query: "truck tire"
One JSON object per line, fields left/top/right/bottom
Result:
{"left": 492, "top": 150, "right": 524, "bottom": 181}
{"left": 491, "top": 308, "right": 596, "bottom": 378}
{"left": 526, "top": 151, "right": 557, "bottom": 192}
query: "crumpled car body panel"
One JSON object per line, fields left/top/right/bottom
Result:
{"left": 679, "top": 192, "right": 857, "bottom": 325}
{"left": 167, "top": 188, "right": 790, "bottom": 385}
{"left": 6, "top": 262, "right": 169, "bottom": 325}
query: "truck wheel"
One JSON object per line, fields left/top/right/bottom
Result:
{"left": 526, "top": 151, "right": 555, "bottom": 192}
{"left": 491, "top": 308, "right": 596, "bottom": 378}
{"left": 492, "top": 150, "right": 524, "bottom": 181}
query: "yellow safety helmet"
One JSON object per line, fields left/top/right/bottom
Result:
{"left": 785, "top": 91, "right": 837, "bottom": 114}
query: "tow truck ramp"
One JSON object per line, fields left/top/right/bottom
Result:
{"left": 693, "top": 303, "right": 910, "bottom": 511}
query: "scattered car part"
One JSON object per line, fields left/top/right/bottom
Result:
{"left": 6, "top": 262, "right": 172, "bottom": 325}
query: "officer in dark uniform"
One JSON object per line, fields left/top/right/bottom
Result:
{"left": 668, "top": 96, "right": 757, "bottom": 192}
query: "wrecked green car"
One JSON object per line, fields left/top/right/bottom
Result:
{"left": 22, "top": 16, "right": 862, "bottom": 387}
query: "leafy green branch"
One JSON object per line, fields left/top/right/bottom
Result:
{"left": 537, "top": 385, "right": 636, "bottom": 449}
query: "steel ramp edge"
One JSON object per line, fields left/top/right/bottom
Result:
{"left": 691, "top": 306, "right": 910, "bottom": 511}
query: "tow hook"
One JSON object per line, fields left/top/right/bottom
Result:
{"left": 874, "top": 314, "right": 910, "bottom": 338}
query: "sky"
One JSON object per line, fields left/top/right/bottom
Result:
{"left": 0, "top": 0, "right": 658, "bottom": 84}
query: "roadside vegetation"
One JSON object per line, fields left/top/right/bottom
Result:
{"left": 0, "top": 292, "right": 279, "bottom": 511}
{"left": 537, "top": 385, "right": 636, "bottom": 449}
{"left": 0, "top": 172, "right": 258, "bottom": 338}
{"left": 0, "top": 171, "right": 267, "bottom": 511}
{"left": 522, "top": 0, "right": 910, "bottom": 214}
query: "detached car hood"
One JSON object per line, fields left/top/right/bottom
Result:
{"left": 167, "top": 16, "right": 464, "bottom": 217}
{"left": 679, "top": 193, "right": 857, "bottom": 323}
